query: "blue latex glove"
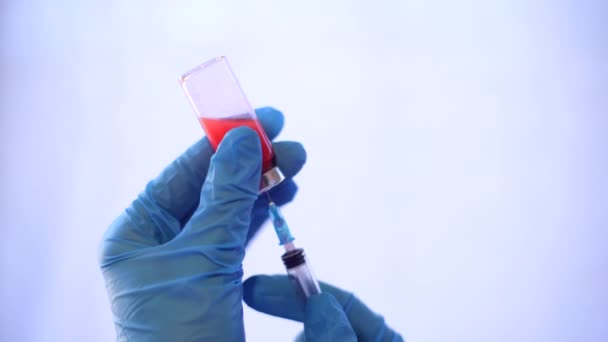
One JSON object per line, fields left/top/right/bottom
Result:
{"left": 243, "top": 275, "right": 404, "bottom": 342}
{"left": 99, "top": 107, "right": 306, "bottom": 341}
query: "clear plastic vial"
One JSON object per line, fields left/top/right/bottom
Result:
{"left": 282, "top": 248, "right": 322, "bottom": 298}
{"left": 179, "top": 56, "right": 284, "bottom": 192}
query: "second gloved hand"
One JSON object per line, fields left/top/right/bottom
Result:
{"left": 243, "top": 275, "right": 404, "bottom": 342}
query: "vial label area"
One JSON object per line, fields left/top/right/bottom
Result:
{"left": 199, "top": 117, "right": 275, "bottom": 172}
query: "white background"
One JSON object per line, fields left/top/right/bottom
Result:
{"left": 1, "top": 1, "right": 607, "bottom": 341}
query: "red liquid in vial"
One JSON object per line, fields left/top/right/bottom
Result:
{"left": 199, "top": 117, "right": 275, "bottom": 172}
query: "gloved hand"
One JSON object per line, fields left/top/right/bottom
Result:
{"left": 243, "top": 275, "right": 404, "bottom": 342}
{"left": 99, "top": 108, "right": 306, "bottom": 341}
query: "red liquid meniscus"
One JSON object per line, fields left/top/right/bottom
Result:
{"left": 199, "top": 117, "right": 275, "bottom": 172}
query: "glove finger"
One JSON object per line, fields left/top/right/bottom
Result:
{"left": 243, "top": 275, "right": 307, "bottom": 321}
{"left": 178, "top": 127, "right": 261, "bottom": 262}
{"left": 144, "top": 107, "right": 284, "bottom": 225}
{"left": 304, "top": 293, "right": 357, "bottom": 342}
{"left": 243, "top": 275, "right": 403, "bottom": 342}
{"left": 260, "top": 141, "right": 306, "bottom": 206}
{"left": 256, "top": 107, "right": 284, "bottom": 141}
{"left": 272, "top": 141, "right": 306, "bottom": 178}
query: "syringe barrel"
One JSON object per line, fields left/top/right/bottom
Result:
{"left": 282, "top": 248, "right": 321, "bottom": 298}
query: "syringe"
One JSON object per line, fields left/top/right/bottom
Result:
{"left": 267, "top": 199, "right": 321, "bottom": 299}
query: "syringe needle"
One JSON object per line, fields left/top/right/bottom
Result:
{"left": 267, "top": 199, "right": 321, "bottom": 299}
{"left": 268, "top": 201, "right": 294, "bottom": 246}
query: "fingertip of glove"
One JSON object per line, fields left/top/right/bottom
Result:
{"left": 256, "top": 107, "right": 284, "bottom": 121}
{"left": 267, "top": 179, "right": 298, "bottom": 206}
{"left": 243, "top": 275, "right": 275, "bottom": 311}
{"left": 273, "top": 141, "right": 307, "bottom": 178}
{"left": 242, "top": 276, "right": 259, "bottom": 304}
{"left": 222, "top": 126, "right": 260, "bottom": 148}
{"left": 204, "top": 127, "right": 262, "bottom": 195}
{"left": 215, "top": 127, "right": 261, "bottom": 164}
{"left": 256, "top": 107, "right": 284, "bottom": 139}
{"left": 243, "top": 275, "right": 281, "bottom": 302}
{"left": 243, "top": 275, "right": 306, "bottom": 322}
{"left": 243, "top": 275, "right": 297, "bottom": 305}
